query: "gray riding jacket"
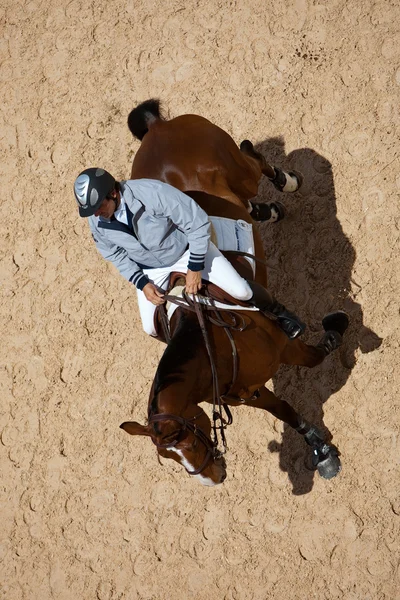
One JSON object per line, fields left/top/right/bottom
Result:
{"left": 88, "top": 179, "right": 210, "bottom": 290}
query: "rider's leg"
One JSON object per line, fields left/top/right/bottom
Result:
{"left": 203, "top": 243, "right": 306, "bottom": 339}
{"left": 245, "top": 280, "right": 306, "bottom": 339}
{"left": 202, "top": 243, "right": 252, "bottom": 300}
{"left": 136, "top": 288, "right": 159, "bottom": 336}
{"left": 135, "top": 265, "right": 176, "bottom": 336}
{"left": 137, "top": 247, "right": 306, "bottom": 340}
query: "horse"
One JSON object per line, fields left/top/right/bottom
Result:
{"left": 120, "top": 99, "right": 349, "bottom": 486}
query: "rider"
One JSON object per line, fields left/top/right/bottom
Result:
{"left": 74, "top": 168, "right": 305, "bottom": 339}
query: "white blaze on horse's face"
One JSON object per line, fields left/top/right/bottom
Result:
{"left": 168, "top": 448, "right": 220, "bottom": 486}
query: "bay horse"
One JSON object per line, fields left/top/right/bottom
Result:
{"left": 120, "top": 100, "right": 349, "bottom": 486}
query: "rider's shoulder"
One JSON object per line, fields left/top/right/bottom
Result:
{"left": 124, "top": 179, "right": 176, "bottom": 211}
{"left": 125, "top": 178, "right": 166, "bottom": 191}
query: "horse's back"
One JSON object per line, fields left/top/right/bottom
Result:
{"left": 130, "top": 114, "right": 262, "bottom": 202}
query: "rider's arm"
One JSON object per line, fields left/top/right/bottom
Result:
{"left": 89, "top": 225, "right": 149, "bottom": 290}
{"left": 151, "top": 181, "right": 211, "bottom": 272}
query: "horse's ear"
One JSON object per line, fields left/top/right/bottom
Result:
{"left": 120, "top": 421, "right": 152, "bottom": 437}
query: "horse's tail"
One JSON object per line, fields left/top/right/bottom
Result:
{"left": 127, "top": 99, "right": 164, "bottom": 140}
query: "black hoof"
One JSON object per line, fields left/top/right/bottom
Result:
{"left": 322, "top": 311, "right": 349, "bottom": 336}
{"left": 250, "top": 201, "right": 285, "bottom": 223}
{"left": 249, "top": 201, "right": 272, "bottom": 222}
{"left": 315, "top": 448, "right": 342, "bottom": 480}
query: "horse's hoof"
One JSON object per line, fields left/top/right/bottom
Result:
{"left": 322, "top": 311, "right": 349, "bottom": 336}
{"left": 249, "top": 201, "right": 285, "bottom": 223}
{"left": 316, "top": 452, "right": 342, "bottom": 480}
{"left": 268, "top": 201, "right": 285, "bottom": 222}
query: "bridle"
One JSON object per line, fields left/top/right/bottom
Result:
{"left": 148, "top": 292, "right": 241, "bottom": 476}
{"left": 148, "top": 412, "right": 224, "bottom": 476}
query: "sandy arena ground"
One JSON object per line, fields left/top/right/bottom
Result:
{"left": 1, "top": 0, "right": 399, "bottom": 598}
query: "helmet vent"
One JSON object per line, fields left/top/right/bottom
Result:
{"left": 74, "top": 174, "right": 90, "bottom": 206}
{"left": 90, "top": 188, "right": 99, "bottom": 206}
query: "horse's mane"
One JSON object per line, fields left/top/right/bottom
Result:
{"left": 150, "top": 311, "right": 203, "bottom": 414}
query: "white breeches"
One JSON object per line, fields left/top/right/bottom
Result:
{"left": 136, "top": 242, "right": 253, "bottom": 336}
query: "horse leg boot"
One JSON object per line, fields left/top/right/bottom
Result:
{"left": 246, "top": 280, "right": 306, "bottom": 340}
{"left": 295, "top": 419, "right": 341, "bottom": 480}
{"left": 244, "top": 388, "right": 341, "bottom": 479}
{"left": 248, "top": 200, "right": 286, "bottom": 223}
{"left": 247, "top": 164, "right": 302, "bottom": 222}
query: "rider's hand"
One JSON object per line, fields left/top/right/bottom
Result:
{"left": 185, "top": 269, "right": 202, "bottom": 295}
{"left": 143, "top": 283, "right": 165, "bottom": 306}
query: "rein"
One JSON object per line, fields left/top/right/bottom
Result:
{"left": 160, "top": 289, "right": 245, "bottom": 455}
{"left": 153, "top": 249, "right": 262, "bottom": 473}
{"left": 158, "top": 289, "right": 246, "bottom": 344}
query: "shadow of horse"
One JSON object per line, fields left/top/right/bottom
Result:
{"left": 254, "top": 138, "right": 382, "bottom": 495}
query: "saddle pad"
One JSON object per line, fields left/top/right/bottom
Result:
{"left": 166, "top": 214, "right": 259, "bottom": 324}
{"left": 209, "top": 216, "right": 256, "bottom": 277}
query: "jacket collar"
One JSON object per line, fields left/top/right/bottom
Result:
{"left": 96, "top": 181, "right": 144, "bottom": 237}
{"left": 97, "top": 199, "right": 136, "bottom": 237}
{"left": 97, "top": 218, "right": 135, "bottom": 236}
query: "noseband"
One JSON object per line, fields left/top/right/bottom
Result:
{"left": 148, "top": 412, "right": 222, "bottom": 476}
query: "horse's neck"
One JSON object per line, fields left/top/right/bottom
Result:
{"left": 152, "top": 312, "right": 212, "bottom": 416}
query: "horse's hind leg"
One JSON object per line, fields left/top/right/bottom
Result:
{"left": 240, "top": 140, "right": 302, "bottom": 193}
{"left": 240, "top": 140, "right": 275, "bottom": 179}
{"left": 246, "top": 387, "right": 341, "bottom": 479}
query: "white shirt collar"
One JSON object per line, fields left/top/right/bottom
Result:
{"left": 113, "top": 195, "right": 128, "bottom": 226}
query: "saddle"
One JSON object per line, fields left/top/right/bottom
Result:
{"left": 153, "top": 272, "right": 252, "bottom": 343}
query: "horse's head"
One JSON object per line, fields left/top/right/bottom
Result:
{"left": 120, "top": 409, "right": 227, "bottom": 486}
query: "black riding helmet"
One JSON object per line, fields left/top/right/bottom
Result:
{"left": 74, "top": 168, "right": 116, "bottom": 217}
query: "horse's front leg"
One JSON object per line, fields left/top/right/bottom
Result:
{"left": 244, "top": 387, "right": 341, "bottom": 479}
{"left": 281, "top": 311, "right": 349, "bottom": 367}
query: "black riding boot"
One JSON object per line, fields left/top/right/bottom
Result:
{"left": 246, "top": 280, "right": 306, "bottom": 340}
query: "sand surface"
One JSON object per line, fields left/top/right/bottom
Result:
{"left": 1, "top": 0, "right": 399, "bottom": 598}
